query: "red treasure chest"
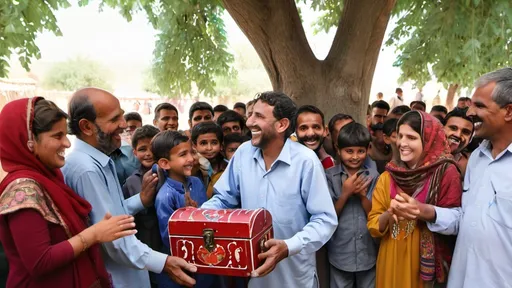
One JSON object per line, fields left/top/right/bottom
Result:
{"left": 168, "top": 207, "right": 273, "bottom": 277}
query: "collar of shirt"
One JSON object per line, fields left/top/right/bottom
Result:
{"left": 252, "top": 138, "right": 293, "bottom": 171}
{"left": 163, "top": 173, "right": 191, "bottom": 194}
{"left": 73, "top": 138, "right": 111, "bottom": 168}
{"left": 478, "top": 139, "right": 512, "bottom": 160}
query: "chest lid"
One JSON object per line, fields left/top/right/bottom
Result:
{"left": 169, "top": 207, "right": 272, "bottom": 239}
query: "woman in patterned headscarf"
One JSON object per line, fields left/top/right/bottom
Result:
{"left": 367, "top": 111, "right": 462, "bottom": 288}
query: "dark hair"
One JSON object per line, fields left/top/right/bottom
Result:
{"left": 296, "top": 105, "right": 325, "bottom": 126}
{"left": 132, "top": 125, "right": 160, "bottom": 148}
{"left": 246, "top": 99, "right": 256, "bottom": 107}
{"left": 371, "top": 100, "right": 390, "bottom": 113}
{"left": 33, "top": 99, "right": 68, "bottom": 139}
{"left": 189, "top": 102, "right": 213, "bottom": 120}
{"left": 397, "top": 111, "right": 422, "bottom": 136}
{"left": 124, "top": 112, "right": 142, "bottom": 123}
{"left": 68, "top": 94, "right": 96, "bottom": 136}
{"left": 233, "top": 102, "right": 246, "bottom": 111}
{"left": 217, "top": 110, "right": 246, "bottom": 130}
{"left": 154, "top": 103, "right": 178, "bottom": 120}
{"left": 337, "top": 122, "right": 371, "bottom": 149}
{"left": 382, "top": 118, "right": 398, "bottom": 137}
{"left": 458, "top": 97, "right": 469, "bottom": 102}
{"left": 254, "top": 91, "right": 297, "bottom": 138}
{"left": 390, "top": 105, "right": 411, "bottom": 116}
{"left": 396, "top": 88, "right": 403, "bottom": 93}
{"left": 213, "top": 105, "right": 229, "bottom": 113}
{"left": 430, "top": 105, "right": 448, "bottom": 114}
{"left": 151, "top": 130, "right": 189, "bottom": 161}
{"left": 223, "top": 133, "right": 249, "bottom": 147}
{"left": 191, "top": 122, "right": 223, "bottom": 144}
{"left": 410, "top": 101, "right": 426, "bottom": 110}
{"left": 443, "top": 107, "right": 473, "bottom": 126}
{"left": 328, "top": 113, "right": 354, "bottom": 135}
{"left": 433, "top": 114, "right": 445, "bottom": 123}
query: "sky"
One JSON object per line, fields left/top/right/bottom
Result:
{"left": 8, "top": 1, "right": 452, "bottom": 106}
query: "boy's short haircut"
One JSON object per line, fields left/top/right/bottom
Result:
{"left": 151, "top": 130, "right": 189, "bottom": 161}
{"left": 154, "top": 103, "right": 179, "bottom": 120}
{"left": 296, "top": 105, "right": 325, "bottom": 126}
{"left": 337, "top": 122, "right": 371, "bottom": 150}
{"left": 217, "top": 110, "right": 246, "bottom": 129}
{"left": 431, "top": 105, "right": 448, "bottom": 114}
{"left": 214, "top": 105, "right": 229, "bottom": 113}
{"left": 390, "top": 105, "right": 411, "bottom": 115}
{"left": 223, "top": 133, "right": 250, "bottom": 147}
{"left": 189, "top": 102, "right": 214, "bottom": 120}
{"left": 328, "top": 113, "right": 353, "bottom": 135}
{"left": 233, "top": 102, "right": 246, "bottom": 111}
{"left": 382, "top": 118, "right": 399, "bottom": 137}
{"left": 124, "top": 112, "right": 142, "bottom": 123}
{"left": 131, "top": 125, "right": 160, "bottom": 148}
{"left": 191, "top": 122, "right": 223, "bottom": 145}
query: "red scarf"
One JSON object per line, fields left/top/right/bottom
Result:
{"left": 0, "top": 98, "right": 111, "bottom": 288}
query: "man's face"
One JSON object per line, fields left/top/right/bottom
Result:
{"left": 371, "top": 107, "right": 387, "bottom": 125}
{"left": 126, "top": 120, "right": 142, "bottom": 136}
{"left": 93, "top": 97, "right": 127, "bottom": 155}
{"left": 221, "top": 121, "right": 242, "bottom": 136}
{"left": 467, "top": 82, "right": 509, "bottom": 141}
{"left": 154, "top": 109, "right": 179, "bottom": 132}
{"left": 233, "top": 107, "right": 246, "bottom": 117}
{"left": 457, "top": 99, "right": 467, "bottom": 109}
{"left": 189, "top": 109, "right": 213, "bottom": 128}
{"left": 444, "top": 116, "right": 474, "bottom": 154}
{"left": 246, "top": 101, "right": 280, "bottom": 149}
{"left": 430, "top": 111, "right": 446, "bottom": 119}
{"left": 331, "top": 119, "right": 354, "bottom": 148}
{"left": 296, "top": 112, "right": 326, "bottom": 151}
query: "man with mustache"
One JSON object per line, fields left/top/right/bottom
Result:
{"left": 443, "top": 108, "right": 474, "bottom": 177}
{"left": 202, "top": 91, "right": 337, "bottom": 288}
{"left": 295, "top": 105, "right": 335, "bottom": 169}
{"left": 62, "top": 88, "right": 198, "bottom": 288}
{"left": 392, "top": 68, "right": 512, "bottom": 288}
{"left": 154, "top": 102, "right": 180, "bottom": 132}
{"left": 367, "top": 101, "right": 392, "bottom": 173}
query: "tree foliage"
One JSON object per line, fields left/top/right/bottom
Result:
{"left": 387, "top": 0, "right": 512, "bottom": 89}
{"left": 0, "top": 0, "right": 69, "bottom": 77}
{"left": 43, "top": 56, "right": 113, "bottom": 91}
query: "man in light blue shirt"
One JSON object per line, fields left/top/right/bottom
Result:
{"left": 202, "top": 92, "right": 338, "bottom": 288}
{"left": 391, "top": 68, "right": 512, "bottom": 288}
{"left": 62, "top": 88, "right": 197, "bottom": 288}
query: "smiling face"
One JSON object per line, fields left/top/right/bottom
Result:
{"left": 133, "top": 138, "right": 154, "bottom": 169}
{"left": 194, "top": 133, "right": 221, "bottom": 160}
{"left": 154, "top": 109, "right": 179, "bottom": 131}
{"left": 339, "top": 146, "right": 367, "bottom": 171}
{"left": 296, "top": 112, "right": 326, "bottom": 151}
{"left": 444, "top": 116, "right": 473, "bottom": 154}
{"left": 33, "top": 118, "right": 71, "bottom": 170}
{"left": 246, "top": 101, "right": 279, "bottom": 149}
{"left": 93, "top": 96, "right": 127, "bottom": 155}
{"left": 397, "top": 123, "right": 423, "bottom": 168}
{"left": 159, "top": 141, "right": 195, "bottom": 181}
{"left": 467, "top": 82, "right": 508, "bottom": 141}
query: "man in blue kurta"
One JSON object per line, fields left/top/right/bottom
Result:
{"left": 62, "top": 88, "right": 197, "bottom": 288}
{"left": 202, "top": 92, "right": 338, "bottom": 288}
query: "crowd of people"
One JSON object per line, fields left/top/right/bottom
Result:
{"left": 0, "top": 67, "right": 511, "bottom": 288}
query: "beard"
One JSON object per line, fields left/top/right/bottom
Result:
{"left": 252, "top": 127, "right": 277, "bottom": 150}
{"left": 95, "top": 124, "right": 121, "bottom": 155}
{"left": 298, "top": 134, "right": 325, "bottom": 153}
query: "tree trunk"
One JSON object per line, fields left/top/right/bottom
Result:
{"left": 222, "top": 0, "right": 396, "bottom": 124}
{"left": 446, "top": 83, "right": 459, "bottom": 111}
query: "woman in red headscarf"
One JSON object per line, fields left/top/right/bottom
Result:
{"left": 0, "top": 98, "right": 137, "bottom": 288}
{"left": 367, "top": 111, "right": 462, "bottom": 288}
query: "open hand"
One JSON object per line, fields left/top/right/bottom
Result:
{"left": 163, "top": 256, "right": 197, "bottom": 287}
{"left": 140, "top": 170, "right": 158, "bottom": 207}
{"left": 251, "top": 239, "right": 288, "bottom": 278}
{"left": 93, "top": 213, "right": 137, "bottom": 243}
